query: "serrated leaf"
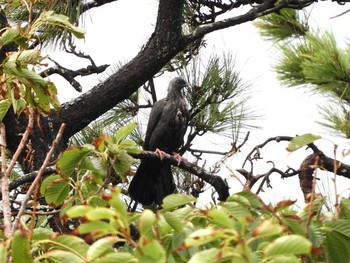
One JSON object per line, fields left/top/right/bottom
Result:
{"left": 78, "top": 221, "right": 116, "bottom": 236}
{"left": 114, "top": 150, "right": 134, "bottom": 178}
{"left": 86, "top": 207, "right": 118, "bottom": 221}
{"left": 40, "top": 174, "right": 61, "bottom": 195}
{"left": 339, "top": 199, "right": 350, "bottom": 219}
{"left": 87, "top": 195, "right": 107, "bottom": 208}
{"left": 287, "top": 133, "right": 321, "bottom": 152}
{"left": 162, "top": 194, "right": 197, "bottom": 210}
{"left": 264, "top": 235, "right": 312, "bottom": 257}
{"left": 80, "top": 155, "right": 107, "bottom": 184}
{"left": 0, "top": 27, "right": 21, "bottom": 47}
{"left": 106, "top": 188, "right": 128, "bottom": 222}
{"left": 324, "top": 230, "right": 350, "bottom": 263}
{"left": 11, "top": 230, "right": 33, "bottom": 263}
{"left": 32, "top": 228, "right": 53, "bottom": 241}
{"left": 86, "top": 236, "right": 122, "bottom": 262}
{"left": 114, "top": 122, "right": 138, "bottom": 144}
{"left": 137, "top": 239, "right": 166, "bottom": 263}
{"left": 265, "top": 255, "right": 299, "bottom": 263}
{"left": 53, "top": 235, "right": 89, "bottom": 257}
{"left": 34, "top": 11, "right": 85, "bottom": 39}
{"left": 308, "top": 222, "right": 324, "bottom": 247}
{"left": 163, "top": 212, "right": 184, "bottom": 232}
{"left": 139, "top": 209, "right": 157, "bottom": 236}
{"left": 207, "top": 208, "right": 234, "bottom": 229}
{"left": 56, "top": 146, "right": 93, "bottom": 179}
{"left": 10, "top": 49, "right": 42, "bottom": 65}
{"left": 44, "top": 178, "right": 70, "bottom": 207}
{"left": 65, "top": 205, "right": 93, "bottom": 218}
{"left": 252, "top": 220, "right": 284, "bottom": 238}
{"left": 92, "top": 252, "right": 137, "bottom": 263}
{"left": 184, "top": 229, "right": 226, "bottom": 247}
{"left": 188, "top": 248, "right": 222, "bottom": 263}
{"left": 233, "top": 191, "right": 263, "bottom": 208}
{"left": 326, "top": 219, "right": 350, "bottom": 238}
{"left": 220, "top": 202, "right": 252, "bottom": 218}
{"left": 0, "top": 99, "right": 11, "bottom": 121}
{"left": 39, "top": 250, "right": 84, "bottom": 263}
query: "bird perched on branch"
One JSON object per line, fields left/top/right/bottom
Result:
{"left": 128, "top": 77, "right": 188, "bottom": 206}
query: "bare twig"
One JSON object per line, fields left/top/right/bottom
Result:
{"left": 0, "top": 122, "right": 11, "bottom": 238}
{"left": 6, "top": 108, "right": 35, "bottom": 177}
{"left": 11, "top": 123, "right": 66, "bottom": 235}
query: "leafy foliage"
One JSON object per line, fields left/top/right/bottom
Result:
{"left": 255, "top": 9, "right": 350, "bottom": 138}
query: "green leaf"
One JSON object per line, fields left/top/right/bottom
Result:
{"left": 32, "top": 228, "right": 53, "bottom": 241}
{"left": 38, "top": 250, "right": 84, "bottom": 263}
{"left": 188, "top": 248, "right": 224, "bottom": 263}
{"left": 324, "top": 230, "right": 350, "bottom": 263}
{"left": 12, "top": 50, "right": 42, "bottom": 65}
{"left": 308, "top": 221, "right": 324, "bottom": 247}
{"left": 65, "top": 205, "right": 93, "bottom": 218}
{"left": 339, "top": 199, "right": 350, "bottom": 219}
{"left": 80, "top": 155, "right": 107, "bottom": 184}
{"left": 114, "top": 150, "right": 134, "bottom": 178}
{"left": 252, "top": 220, "right": 284, "bottom": 238}
{"left": 232, "top": 191, "right": 263, "bottom": 209}
{"left": 87, "top": 237, "right": 123, "bottom": 262}
{"left": 184, "top": 229, "right": 227, "bottom": 247}
{"left": 40, "top": 174, "right": 60, "bottom": 195}
{"left": 78, "top": 221, "right": 116, "bottom": 236}
{"left": 0, "top": 99, "right": 11, "bottom": 122}
{"left": 56, "top": 145, "right": 93, "bottom": 179}
{"left": 92, "top": 252, "right": 137, "bottom": 263}
{"left": 163, "top": 212, "right": 184, "bottom": 232}
{"left": 264, "top": 235, "right": 312, "bottom": 257}
{"left": 0, "top": 28, "right": 19, "bottom": 47}
{"left": 53, "top": 235, "right": 89, "bottom": 257}
{"left": 119, "top": 139, "right": 141, "bottom": 154}
{"left": 162, "top": 194, "right": 197, "bottom": 210}
{"left": 87, "top": 195, "right": 107, "bottom": 208}
{"left": 106, "top": 188, "right": 128, "bottom": 222}
{"left": 287, "top": 133, "right": 321, "bottom": 152}
{"left": 114, "top": 122, "right": 138, "bottom": 144}
{"left": 139, "top": 209, "right": 157, "bottom": 236}
{"left": 326, "top": 219, "right": 350, "bottom": 238}
{"left": 136, "top": 239, "right": 166, "bottom": 263}
{"left": 207, "top": 208, "right": 234, "bottom": 229}
{"left": 44, "top": 178, "right": 70, "bottom": 207}
{"left": 11, "top": 230, "right": 33, "bottom": 263}
{"left": 220, "top": 202, "right": 252, "bottom": 218}
{"left": 265, "top": 255, "right": 300, "bottom": 263}
{"left": 85, "top": 207, "right": 118, "bottom": 221}
{"left": 34, "top": 11, "right": 85, "bottom": 39}
{"left": 0, "top": 243, "right": 7, "bottom": 263}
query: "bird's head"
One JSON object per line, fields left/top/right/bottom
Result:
{"left": 169, "top": 77, "right": 187, "bottom": 91}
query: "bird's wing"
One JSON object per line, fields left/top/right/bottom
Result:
{"left": 143, "top": 98, "right": 166, "bottom": 150}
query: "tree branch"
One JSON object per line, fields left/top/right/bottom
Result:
{"left": 131, "top": 150, "right": 230, "bottom": 201}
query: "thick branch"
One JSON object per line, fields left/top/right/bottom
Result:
{"left": 131, "top": 150, "right": 230, "bottom": 201}
{"left": 60, "top": 0, "right": 187, "bottom": 140}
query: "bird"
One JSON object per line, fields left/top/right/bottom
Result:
{"left": 128, "top": 77, "right": 188, "bottom": 206}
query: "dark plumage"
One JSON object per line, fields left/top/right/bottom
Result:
{"left": 128, "top": 77, "right": 188, "bottom": 206}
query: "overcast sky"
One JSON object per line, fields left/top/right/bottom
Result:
{"left": 50, "top": 1, "right": 350, "bottom": 207}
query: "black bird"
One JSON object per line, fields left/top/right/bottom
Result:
{"left": 128, "top": 77, "right": 188, "bottom": 206}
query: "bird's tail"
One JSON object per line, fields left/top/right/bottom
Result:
{"left": 128, "top": 159, "right": 176, "bottom": 206}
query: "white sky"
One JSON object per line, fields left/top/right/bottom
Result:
{"left": 49, "top": 1, "right": 350, "bottom": 208}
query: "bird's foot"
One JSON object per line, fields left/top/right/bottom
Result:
{"left": 172, "top": 152, "right": 185, "bottom": 165}
{"left": 155, "top": 148, "right": 167, "bottom": 160}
